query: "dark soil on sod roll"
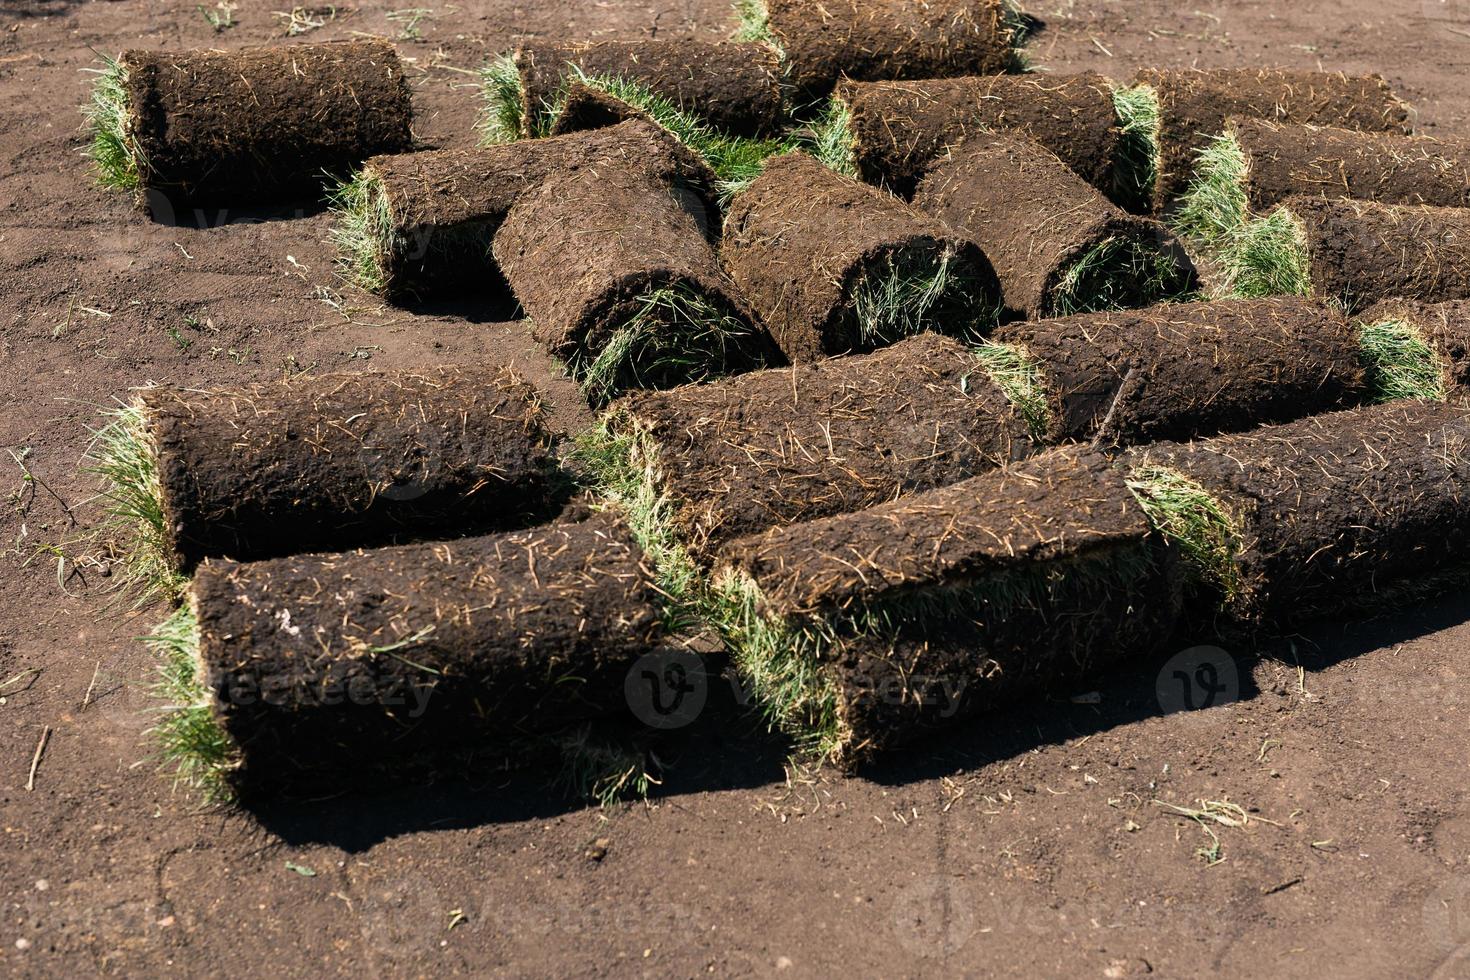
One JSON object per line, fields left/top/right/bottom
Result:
{"left": 1227, "top": 118, "right": 1470, "bottom": 211}
{"left": 1360, "top": 298, "right": 1470, "bottom": 397}
{"left": 766, "top": 0, "right": 1019, "bottom": 104}
{"left": 996, "top": 296, "right": 1365, "bottom": 446}
{"left": 144, "top": 365, "right": 559, "bottom": 572}
{"left": 718, "top": 446, "right": 1183, "bottom": 768}
{"left": 491, "top": 154, "right": 776, "bottom": 402}
{"left": 118, "top": 40, "right": 412, "bottom": 208}
{"left": 356, "top": 120, "right": 718, "bottom": 301}
{"left": 545, "top": 82, "right": 649, "bottom": 136}
{"left": 192, "top": 512, "right": 663, "bottom": 794}
{"left": 1128, "top": 400, "right": 1470, "bottom": 626}
{"left": 834, "top": 71, "right": 1120, "bottom": 199}
{"left": 515, "top": 39, "right": 784, "bottom": 137}
{"left": 1286, "top": 196, "right": 1470, "bottom": 309}
{"left": 613, "top": 331, "right": 1033, "bottom": 559}
{"left": 720, "top": 151, "right": 1000, "bottom": 362}
{"left": 913, "top": 131, "right": 1195, "bottom": 319}
{"left": 1137, "top": 67, "right": 1413, "bottom": 214}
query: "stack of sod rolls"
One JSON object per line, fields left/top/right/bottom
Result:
{"left": 912, "top": 132, "right": 1196, "bottom": 318}
{"left": 821, "top": 72, "right": 1152, "bottom": 209}
{"left": 481, "top": 39, "right": 786, "bottom": 143}
{"left": 1134, "top": 67, "right": 1414, "bottom": 216}
{"left": 86, "top": 40, "right": 413, "bottom": 208}
{"left": 584, "top": 297, "right": 1365, "bottom": 564}
{"left": 89, "top": 367, "right": 560, "bottom": 603}
{"left": 717, "top": 400, "right": 1470, "bottom": 767}
{"left": 721, "top": 152, "right": 1002, "bottom": 362}
{"left": 740, "top": 0, "right": 1026, "bottom": 103}
{"left": 155, "top": 513, "right": 664, "bottom": 797}
{"left": 1356, "top": 299, "right": 1470, "bottom": 403}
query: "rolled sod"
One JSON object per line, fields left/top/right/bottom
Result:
{"left": 332, "top": 120, "right": 719, "bottom": 300}
{"left": 721, "top": 152, "right": 1002, "bottom": 362}
{"left": 753, "top": 0, "right": 1023, "bottom": 103}
{"left": 87, "top": 40, "right": 413, "bottom": 206}
{"left": 1357, "top": 299, "right": 1470, "bottom": 402}
{"left": 1136, "top": 67, "right": 1414, "bottom": 215}
{"left": 1223, "top": 197, "right": 1470, "bottom": 308}
{"left": 1176, "top": 119, "right": 1470, "bottom": 246}
{"left": 486, "top": 39, "right": 785, "bottom": 142}
{"left": 1126, "top": 400, "right": 1470, "bottom": 625}
{"left": 827, "top": 71, "right": 1123, "bottom": 200}
{"left": 912, "top": 132, "right": 1196, "bottom": 319}
{"left": 108, "top": 366, "right": 557, "bottom": 579}
{"left": 180, "top": 513, "right": 663, "bottom": 792}
{"left": 491, "top": 157, "right": 777, "bottom": 404}
{"left": 713, "top": 446, "right": 1183, "bottom": 766}
{"left": 993, "top": 296, "right": 1364, "bottom": 446}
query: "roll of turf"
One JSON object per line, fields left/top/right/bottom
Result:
{"left": 333, "top": 120, "right": 718, "bottom": 301}
{"left": 88, "top": 40, "right": 413, "bottom": 207}
{"left": 714, "top": 447, "right": 1183, "bottom": 767}
{"left": 593, "top": 332, "right": 1033, "bottom": 560}
{"left": 108, "top": 366, "right": 558, "bottom": 578}
{"left": 913, "top": 132, "right": 1195, "bottom": 319}
{"left": 489, "top": 39, "right": 785, "bottom": 141}
{"left": 1177, "top": 119, "right": 1470, "bottom": 245}
{"left": 754, "top": 0, "right": 1021, "bottom": 103}
{"left": 993, "top": 296, "right": 1364, "bottom": 446}
{"left": 1136, "top": 67, "right": 1413, "bottom": 215}
{"left": 184, "top": 513, "right": 663, "bottom": 792}
{"left": 829, "top": 72, "right": 1122, "bottom": 199}
{"left": 1357, "top": 299, "right": 1470, "bottom": 402}
{"left": 492, "top": 154, "right": 777, "bottom": 404}
{"left": 1125, "top": 401, "right": 1470, "bottom": 625}
{"left": 721, "top": 152, "right": 1001, "bottom": 362}
{"left": 1225, "top": 197, "right": 1470, "bottom": 309}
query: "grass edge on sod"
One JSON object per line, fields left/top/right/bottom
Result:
{"left": 144, "top": 600, "right": 239, "bottom": 803}
{"left": 327, "top": 167, "right": 396, "bottom": 296}
{"left": 1216, "top": 207, "right": 1312, "bottom": 300}
{"left": 972, "top": 339, "right": 1053, "bottom": 441}
{"left": 478, "top": 51, "right": 529, "bottom": 144}
{"left": 1047, "top": 233, "right": 1191, "bottom": 317}
{"left": 1357, "top": 318, "right": 1451, "bottom": 403}
{"left": 83, "top": 53, "right": 144, "bottom": 192}
{"left": 807, "top": 97, "right": 859, "bottom": 178}
{"left": 1111, "top": 83, "right": 1161, "bottom": 214}
{"left": 849, "top": 245, "right": 994, "bottom": 350}
{"left": 1172, "top": 129, "right": 1250, "bottom": 246}
{"left": 1124, "top": 464, "right": 1245, "bottom": 603}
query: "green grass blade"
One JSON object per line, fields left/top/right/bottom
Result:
{"left": 1357, "top": 319, "right": 1449, "bottom": 403}
{"left": 82, "top": 54, "right": 144, "bottom": 191}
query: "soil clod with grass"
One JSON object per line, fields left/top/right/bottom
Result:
{"left": 1136, "top": 67, "right": 1413, "bottom": 215}
{"left": 715, "top": 447, "right": 1184, "bottom": 768}
{"left": 101, "top": 366, "right": 558, "bottom": 585}
{"left": 180, "top": 512, "right": 663, "bottom": 795}
{"left": 721, "top": 152, "right": 1001, "bottom": 362}
{"left": 1358, "top": 298, "right": 1470, "bottom": 401}
{"left": 913, "top": 132, "right": 1196, "bottom": 319}
{"left": 88, "top": 40, "right": 413, "bottom": 207}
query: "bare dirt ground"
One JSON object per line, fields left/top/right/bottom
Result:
{"left": 2, "top": 1, "right": 1469, "bottom": 976}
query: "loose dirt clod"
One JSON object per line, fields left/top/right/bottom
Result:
{"left": 721, "top": 152, "right": 1001, "bottom": 362}
{"left": 1136, "top": 67, "right": 1413, "bottom": 214}
{"left": 86, "top": 40, "right": 413, "bottom": 207}
{"left": 913, "top": 132, "right": 1196, "bottom": 318}
{"left": 714, "top": 447, "right": 1183, "bottom": 768}
{"left": 91, "top": 366, "right": 559, "bottom": 594}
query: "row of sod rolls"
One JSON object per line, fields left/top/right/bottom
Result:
{"left": 87, "top": 40, "right": 413, "bottom": 208}
{"left": 585, "top": 296, "right": 1368, "bottom": 562}
{"left": 715, "top": 400, "right": 1470, "bottom": 768}
{"left": 153, "top": 512, "right": 666, "bottom": 799}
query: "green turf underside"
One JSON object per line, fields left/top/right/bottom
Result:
{"left": 145, "top": 602, "right": 238, "bottom": 803}
{"left": 1358, "top": 319, "right": 1449, "bottom": 403}
{"left": 84, "top": 54, "right": 144, "bottom": 191}
{"left": 1173, "top": 130, "right": 1250, "bottom": 246}
{"left": 972, "top": 339, "right": 1053, "bottom": 441}
{"left": 1125, "top": 464, "right": 1244, "bottom": 603}
{"left": 1047, "top": 234, "right": 1189, "bottom": 317}
{"left": 849, "top": 247, "right": 994, "bottom": 349}
{"left": 1111, "top": 84, "right": 1161, "bottom": 214}
{"left": 1216, "top": 208, "right": 1312, "bottom": 300}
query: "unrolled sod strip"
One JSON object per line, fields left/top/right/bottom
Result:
{"left": 481, "top": 39, "right": 785, "bottom": 143}
{"left": 1135, "top": 67, "right": 1413, "bottom": 215}
{"left": 152, "top": 513, "right": 663, "bottom": 797}
{"left": 913, "top": 132, "right": 1196, "bottom": 319}
{"left": 712, "top": 447, "right": 1184, "bottom": 767}
{"left": 89, "top": 366, "right": 558, "bottom": 596}
{"left": 331, "top": 120, "right": 718, "bottom": 300}
{"left": 745, "top": 0, "right": 1024, "bottom": 103}
{"left": 491, "top": 158, "right": 778, "bottom": 405}
{"left": 721, "top": 152, "right": 1002, "bottom": 363}
{"left": 1176, "top": 119, "right": 1470, "bottom": 246}
{"left": 85, "top": 40, "right": 413, "bottom": 207}
{"left": 822, "top": 72, "right": 1126, "bottom": 201}
{"left": 1220, "top": 196, "right": 1470, "bottom": 308}
{"left": 1125, "top": 400, "right": 1470, "bottom": 626}
{"left": 1356, "top": 299, "right": 1470, "bottom": 402}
